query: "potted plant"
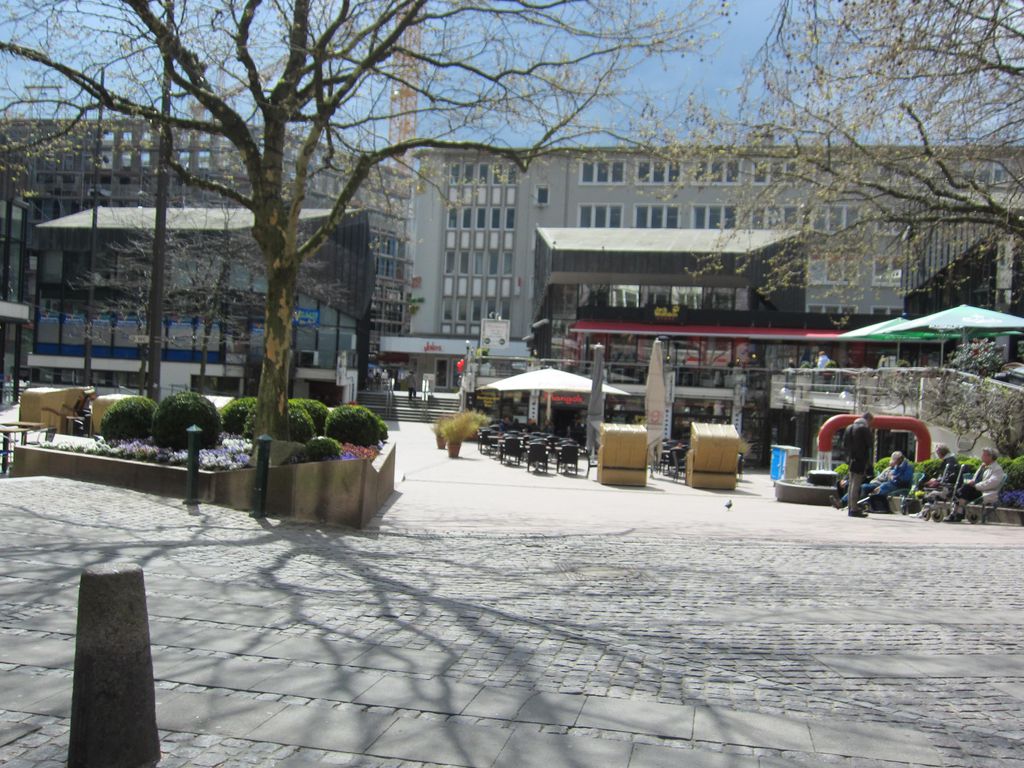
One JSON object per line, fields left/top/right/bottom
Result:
{"left": 432, "top": 415, "right": 452, "bottom": 450}
{"left": 440, "top": 411, "right": 489, "bottom": 458}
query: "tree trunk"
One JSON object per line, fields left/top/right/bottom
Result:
{"left": 198, "top": 318, "right": 213, "bottom": 395}
{"left": 254, "top": 257, "right": 298, "bottom": 440}
{"left": 137, "top": 346, "right": 149, "bottom": 396}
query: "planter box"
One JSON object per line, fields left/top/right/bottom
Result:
{"left": 12, "top": 442, "right": 396, "bottom": 529}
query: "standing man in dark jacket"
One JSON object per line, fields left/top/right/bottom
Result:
{"left": 844, "top": 412, "right": 874, "bottom": 517}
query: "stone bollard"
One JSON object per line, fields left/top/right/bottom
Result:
{"left": 68, "top": 563, "right": 160, "bottom": 768}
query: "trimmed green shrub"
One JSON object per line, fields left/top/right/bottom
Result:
{"left": 290, "top": 398, "right": 329, "bottom": 435}
{"left": 151, "top": 391, "right": 222, "bottom": 450}
{"left": 305, "top": 436, "right": 342, "bottom": 462}
{"left": 372, "top": 412, "right": 388, "bottom": 443}
{"left": 288, "top": 407, "right": 316, "bottom": 444}
{"left": 100, "top": 396, "right": 157, "bottom": 442}
{"left": 325, "top": 404, "right": 384, "bottom": 447}
{"left": 914, "top": 458, "right": 944, "bottom": 479}
{"left": 873, "top": 456, "right": 892, "bottom": 477}
{"left": 1005, "top": 456, "right": 1024, "bottom": 492}
{"left": 957, "top": 455, "right": 982, "bottom": 479}
{"left": 834, "top": 463, "right": 849, "bottom": 478}
{"left": 220, "top": 397, "right": 257, "bottom": 437}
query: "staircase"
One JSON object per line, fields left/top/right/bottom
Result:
{"left": 357, "top": 390, "right": 461, "bottom": 423}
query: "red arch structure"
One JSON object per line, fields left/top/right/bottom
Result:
{"left": 817, "top": 414, "right": 932, "bottom": 462}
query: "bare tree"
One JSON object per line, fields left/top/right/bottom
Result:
{"left": 1, "top": 0, "right": 716, "bottom": 438}
{"left": 748, "top": 1, "right": 1024, "bottom": 263}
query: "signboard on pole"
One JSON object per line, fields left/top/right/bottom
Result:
{"left": 480, "top": 318, "right": 510, "bottom": 350}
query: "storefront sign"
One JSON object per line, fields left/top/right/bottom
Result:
{"left": 651, "top": 304, "right": 684, "bottom": 321}
{"left": 423, "top": 342, "right": 443, "bottom": 352}
{"left": 474, "top": 389, "right": 499, "bottom": 407}
{"left": 550, "top": 393, "right": 585, "bottom": 405}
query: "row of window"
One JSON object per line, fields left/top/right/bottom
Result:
{"left": 446, "top": 207, "right": 517, "bottom": 230}
{"left": 447, "top": 162, "right": 519, "bottom": 186}
{"left": 443, "top": 250, "right": 515, "bottom": 276}
{"left": 579, "top": 158, "right": 799, "bottom": 186}
{"left": 575, "top": 204, "right": 861, "bottom": 232}
{"left": 442, "top": 296, "right": 512, "bottom": 323}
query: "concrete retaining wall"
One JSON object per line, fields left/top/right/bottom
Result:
{"left": 11, "top": 442, "right": 395, "bottom": 529}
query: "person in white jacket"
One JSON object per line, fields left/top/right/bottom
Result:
{"left": 945, "top": 448, "right": 1005, "bottom": 522}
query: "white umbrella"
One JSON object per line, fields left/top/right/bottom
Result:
{"left": 645, "top": 338, "right": 667, "bottom": 475}
{"left": 586, "top": 346, "right": 606, "bottom": 459}
{"left": 481, "top": 367, "right": 627, "bottom": 394}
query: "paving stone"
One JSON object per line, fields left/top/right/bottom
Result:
{"left": 251, "top": 666, "right": 383, "bottom": 702}
{"left": 460, "top": 688, "right": 584, "bottom": 726}
{"left": 155, "top": 650, "right": 287, "bottom": 690}
{"left": 692, "top": 706, "right": 814, "bottom": 752}
{"left": 0, "top": 671, "right": 72, "bottom": 714}
{"left": 993, "top": 682, "right": 1024, "bottom": 700}
{"left": 354, "top": 675, "right": 480, "bottom": 715}
{"left": 367, "top": 716, "right": 512, "bottom": 767}
{"left": 159, "top": 625, "right": 286, "bottom": 657}
{"left": 576, "top": 696, "right": 694, "bottom": 739}
{"left": 348, "top": 646, "right": 456, "bottom": 676}
{"left": 0, "top": 723, "right": 39, "bottom": 748}
{"left": 259, "top": 636, "right": 370, "bottom": 666}
{"left": 491, "top": 728, "right": 632, "bottom": 768}
{"left": 247, "top": 704, "right": 394, "bottom": 753}
{"left": 808, "top": 720, "right": 943, "bottom": 765}
{"left": 0, "top": 634, "right": 75, "bottom": 669}
{"left": 628, "top": 743, "right": 761, "bottom": 768}
{"left": 155, "top": 690, "right": 287, "bottom": 738}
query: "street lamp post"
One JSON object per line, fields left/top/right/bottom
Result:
{"left": 82, "top": 76, "right": 106, "bottom": 387}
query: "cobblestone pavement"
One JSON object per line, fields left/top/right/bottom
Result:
{"left": 1, "top": 420, "right": 1023, "bottom": 767}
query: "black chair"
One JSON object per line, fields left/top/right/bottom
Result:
{"left": 503, "top": 436, "right": 524, "bottom": 466}
{"left": 526, "top": 440, "right": 549, "bottom": 473}
{"left": 556, "top": 442, "right": 579, "bottom": 475}
{"left": 477, "top": 429, "right": 495, "bottom": 455}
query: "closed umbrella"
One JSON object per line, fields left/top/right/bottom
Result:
{"left": 645, "top": 338, "right": 667, "bottom": 475}
{"left": 586, "top": 346, "right": 606, "bottom": 460}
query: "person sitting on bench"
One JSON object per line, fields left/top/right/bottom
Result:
{"left": 944, "top": 448, "right": 1005, "bottom": 523}
{"left": 859, "top": 451, "right": 914, "bottom": 512}
{"left": 913, "top": 443, "right": 960, "bottom": 518}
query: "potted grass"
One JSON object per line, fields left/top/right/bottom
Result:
{"left": 432, "top": 415, "right": 452, "bottom": 450}
{"left": 440, "top": 411, "right": 489, "bottom": 458}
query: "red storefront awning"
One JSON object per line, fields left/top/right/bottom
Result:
{"left": 568, "top": 320, "right": 843, "bottom": 341}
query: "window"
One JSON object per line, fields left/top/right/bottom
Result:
{"left": 447, "top": 209, "right": 458, "bottom": 229}
{"left": 118, "top": 152, "right": 132, "bottom": 169}
{"left": 140, "top": 150, "right": 152, "bottom": 168}
{"left": 505, "top": 208, "right": 516, "bottom": 229}
{"left": 491, "top": 208, "right": 501, "bottom": 228}
{"left": 478, "top": 163, "right": 489, "bottom": 183}
{"left": 535, "top": 185, "right": 549, "bottom": 205}
{"left": 488, "top": 251, "right": 499, "bottom": 275}
{"left": 449, "top": 164, "right": 460, "bottom": 184}
{"left": 635, "top": 205, "right": 679, "bottom": 228}
{"left": 579, "top": 205, "right": 622, "bottom": 228}
{"left": 459, "top": 252, "right": 470, "bottom": 274}
{"left": 503, "top": 252, "right": 513, "bottom": 274}
{"left": 461, "top": 208, "right": 472, "bottom": 228}
{"left": 637, "top": 159, "right": 679, "bottom": 184}
{"left": 807, "top": 254, "right": 855, "bottom": 285}
{"left": 751, "top": 206, "right": 799, "bottom": 229}
{"left": 580, "top": 160, "right": 624, "bottom": 184}
{"left": 462, "top": 164, "right": 474, "bottom": 183}
{"left": 692, "top": 205, "right": 736, "bottom": 229}
{"left": 476, "top": 207, "right": 486, "bottom": 228}
{"left": 474, "top": 252, "right": 484, "bottom": 274}
{"left": 444, "top": 251, "right": 455, "bottom": 274}
{"left": 873, "top": 253, "right": 902, "bottom": 286}
{"left": 813, "top": 205, "right": 858, "bottom": 233}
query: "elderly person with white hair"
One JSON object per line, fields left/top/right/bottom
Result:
{"left": 944, "top": 448, "right": 1005, "bottom": 523}
{"left": 860, "top": 450, "right": 915, "bottom": 512}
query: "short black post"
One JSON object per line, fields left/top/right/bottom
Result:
{"left": 183, "top": 424, "right": 202, "bottom": 505}
{"left": 251, "top": 433, "right": 272, "bottom": 518}
{"left": 68, "top": 563, "right": 160, "bottom": 768}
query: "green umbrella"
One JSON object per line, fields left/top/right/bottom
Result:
{"left": 885, "top": 304, "right": 1024, "bottom": 336}
{"left": 837, "top": 317, "right": 943, "bottom": 342}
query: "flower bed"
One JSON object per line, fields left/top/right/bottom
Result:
{"left": 12, "top": 439, "right": 395, "bottom": 529}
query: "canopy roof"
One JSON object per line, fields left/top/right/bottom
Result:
{"left": 480, "top": 367, "right": 628, "bottom": 395}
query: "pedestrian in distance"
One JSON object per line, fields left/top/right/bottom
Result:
{"left": 842, "top": 412, "right": 874, "bottom": 517}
